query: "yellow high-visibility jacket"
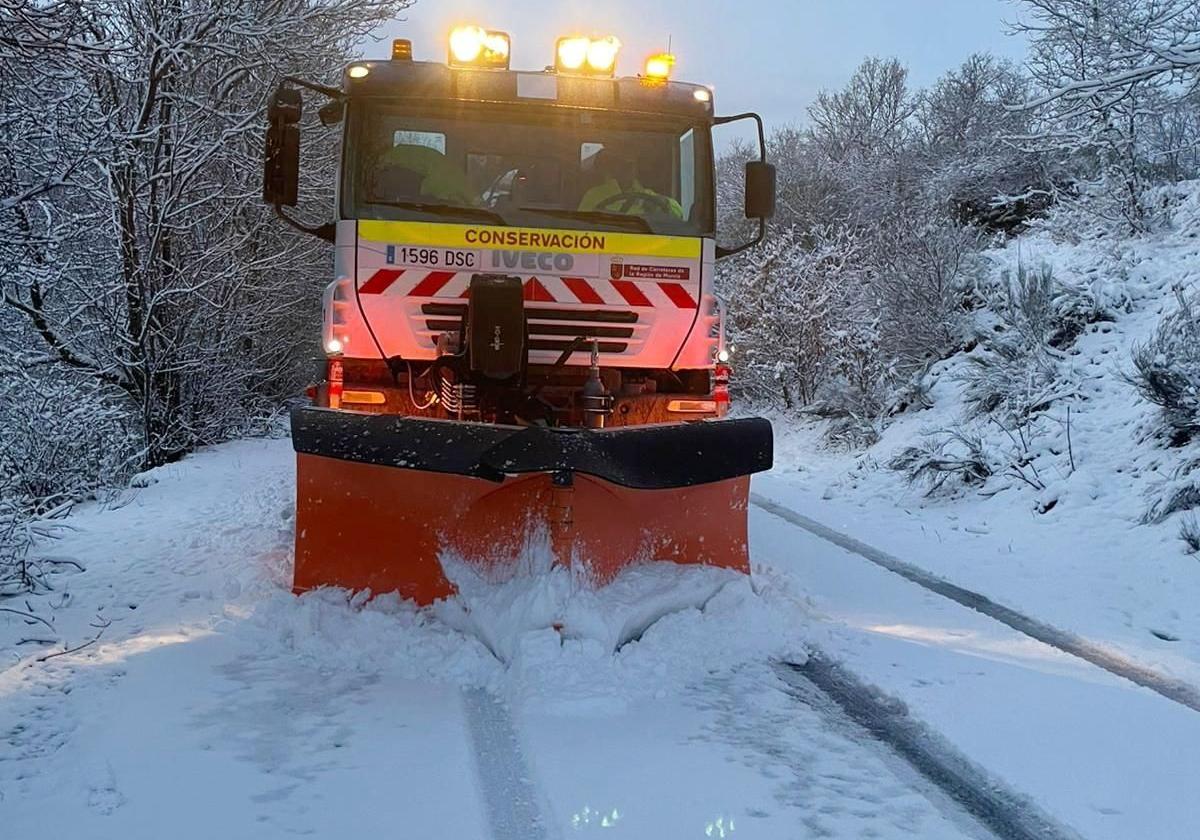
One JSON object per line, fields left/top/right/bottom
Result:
{"left": 377, "top": 144, "right": 474, "bottom": 205}
{"left": 578, "top": 177, "right": 684, "bottom": 218}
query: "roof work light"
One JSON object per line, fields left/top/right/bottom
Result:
{"left": 391, "top": 39, "right": 413, "bottom": 61}
{"left": 448, "top": 25, "right": 511, "bottom": 68}
{"left": 555, "top": 35, "right": 621, "bottom": 76}
{"left": 643, "top": 52, "right": 675, "bottom": 82}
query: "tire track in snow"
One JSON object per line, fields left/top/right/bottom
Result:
{"left": 461, "top": 687, "right": 553, "bottom": 840}
{"left": 752, "top": 493, "right": 1200, "bottom": 714}
{"left": 777, "top": 657, "right": 1082, "bottom": 840}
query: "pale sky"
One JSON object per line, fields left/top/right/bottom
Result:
{"left": 368, "top": 0, "right": 1029, "bottom": 134}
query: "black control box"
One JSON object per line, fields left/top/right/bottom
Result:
{"left": 467, "top": 274, "right": 526, "bottom": 380}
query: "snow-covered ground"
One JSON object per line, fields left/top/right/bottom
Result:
{"left": 3, "top": 430, "right": 1198, "bottom": 838}
{"left": 752, "top": 502, "right": 1200, "bottom": 839}
{"left": 0, "top": 440, "right": 994, "bottom": 839}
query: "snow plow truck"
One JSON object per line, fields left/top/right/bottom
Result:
{"left": 263, "top": 27, "right": 776, "bottom": 604}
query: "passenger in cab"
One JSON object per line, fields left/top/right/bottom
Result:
{"left": 578, "top": 149, "right": 683, "bottom": 219}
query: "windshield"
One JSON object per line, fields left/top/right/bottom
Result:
{"left": 343, "top": 101, "right": 714, "bottom": 237}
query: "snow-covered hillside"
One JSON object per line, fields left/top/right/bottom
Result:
{"left": 768, "top": 182, "right": 1200, "bottom": 684}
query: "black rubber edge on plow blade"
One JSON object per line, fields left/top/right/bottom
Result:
{"left": 290, "top": 407, "right": 773, "bottom": 490}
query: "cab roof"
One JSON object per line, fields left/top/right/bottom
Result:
{"left": 342, "top": 59, "right": 715, "bottom": 121}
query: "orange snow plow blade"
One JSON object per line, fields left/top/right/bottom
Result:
{"left": 290, "top": 408, "right": 773, "bottom": 604}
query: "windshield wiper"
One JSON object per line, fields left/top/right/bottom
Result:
{"left": 368, "top": 199, "right": 508, "bottom": 226}
{"left": 517, "top": 206, "right": 653, "bottom": 233}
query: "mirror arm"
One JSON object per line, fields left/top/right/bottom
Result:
{"left": 281, "top": 75, "right": 344, "bottom": 101}
{"left": 713, "top": 112, "right": 772, "bottom": 260}
{"left": 713, "top": 112, "right": 768, "bottom": 162}
{"left": 274, "top": 204, "right": 334, "bottom": 244}
{"left": 715, "top": 218, "right": 765, "bottom": 260}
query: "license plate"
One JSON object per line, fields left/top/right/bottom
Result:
{"left": 392, "top": 246, "right": 480, "bottom": 270}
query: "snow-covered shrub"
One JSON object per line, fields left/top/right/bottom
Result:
{"left": 814, "top": 321, "right": 895, "bottom": 448}
{"left": 719, "top": 210, "right": 978, "bottom": 444}
{"left": 888, "top": 427, "right": 993, "bottom": 494}
{"left": 867, "top": 214, "right": 982, "bottom": 373}
{"left": 962, "top": 263, "right": 1081, "bottom": 420}
{"left": 1143, "top": 459, "right": 1200, "bottom": 525}
{"left": 1180, "top": 516, "right": 1200, "bottom": 555}
{"left": 0, "top": 383, "right": 136, "bottom": 515}
{"left": 820, "top": 213, "right": 981, "bottom": 442}
{"left": 892, "top": 413, "right": 1062, "bottom": 499}
{"left": 0, "top": 482, "right": 33, "bottom": 594}
{"left": 986, "top": 413, "right": 1052, "bottom": 494}
{"left": 720, "top": 225, "right": 862, "bottom": 410}
{"left": 0, "top": 497, "right": 71, "bottom": 597}
{"left": 1130, "top": 289, "right": 1200, "bottom": 446}
{"left": 0, "top": 371, "right": 136, "bottom": 592}
{"left": 963, "top": 341, "right": 1058, "bottom": 419}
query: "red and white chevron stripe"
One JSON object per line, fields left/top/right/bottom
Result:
{"left": 357, "top": 269, "right": 697, "bottom": 309}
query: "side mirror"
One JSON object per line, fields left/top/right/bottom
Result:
{"left": 713, "top": 112, "right": 772, "bottom": 259}
{"left": 318, "top": 100, "right": 344, "bottom": 127}
{"left": 263, "top": 87, "right": 301, "bottom": 207}
{"left": 745, "top": 161, "right": 776, "bottom": 220}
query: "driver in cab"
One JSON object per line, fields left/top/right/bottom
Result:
{"left": 371, "top": 142, "right": 475, "bottom": 206}
{"left": 578, "top": 149, "right": 683, "bottom": 219}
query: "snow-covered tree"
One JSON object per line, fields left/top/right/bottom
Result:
{"left": 1, "top": 0, "right": 409, "bottom": 465}
{"left": 810, "top": 57, "right": 916, "bottom": 165}
{"left": 1010, "top": 0, "right": 1200, "bottom": 229}
{"left": 918, "top": 54, "right": 1055, "bottom": 230}
{"left": 0, "top": 0, "right": 411, "bottom": 587}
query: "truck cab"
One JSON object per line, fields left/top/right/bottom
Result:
{"left": 265, "top": 27, "right": 774, "bottom": 429}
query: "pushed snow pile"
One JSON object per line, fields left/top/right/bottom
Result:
{"left": 488, "top": 567, "right": 810, "bottom": 715}
{"left": 436, "top": 535, "right": 741, "bottom": 661}
{"left": 246, "top": 587, "right": 504, "bottom": 685}
{"left": 264, "top": 556, "right": 811, "bottom": 716}
{"left": 220, "top": 521, "right": 811, "bottom": 717}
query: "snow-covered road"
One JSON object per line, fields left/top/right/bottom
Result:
{"left": 1, "top": 438, "right": 1197, "bottom": 838}
{"left": 751, "top": 485, "right": 1200, "bottom": 840}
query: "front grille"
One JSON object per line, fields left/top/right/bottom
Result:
{"left": 418, "top": 302, "right": 640, "bottom": 352}
{"left": 423, "top": 319, "right": 633, "bottom": 339}
{"left": 529, "top": 339, "right": 628, "bottom": 353}
{"left": 420, "top": 303, "right": 638, "bottom": 324}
